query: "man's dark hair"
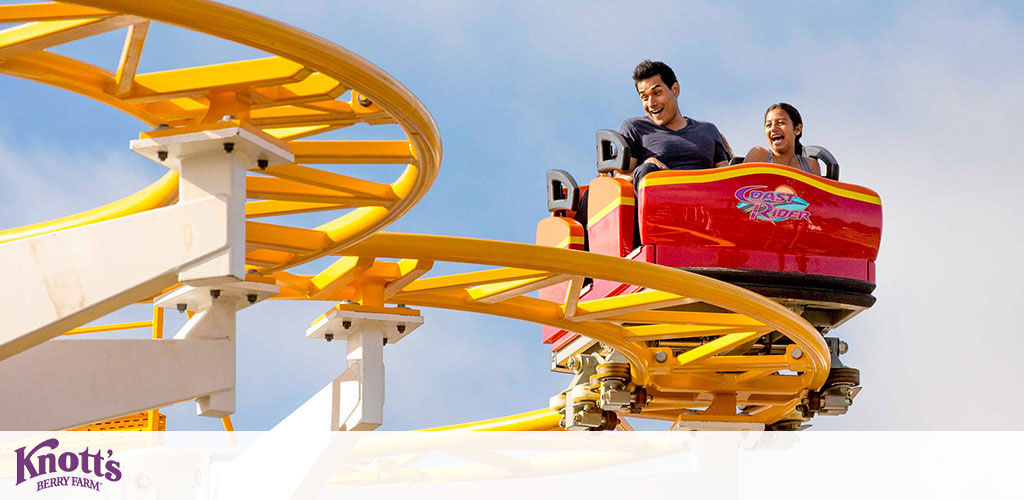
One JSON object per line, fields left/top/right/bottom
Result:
{"left": 632, "top": 60, "right": 677, "bottom": 90}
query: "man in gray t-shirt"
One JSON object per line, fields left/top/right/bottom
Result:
{"left": 619, "top": 60, "right": 731, "bottom": 188}
{"left": 574, "top": 61, "right": 731, "bottom": 246}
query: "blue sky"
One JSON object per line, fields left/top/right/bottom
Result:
{"left": 1, "top": 0, "right": 1022, "bottom": 430}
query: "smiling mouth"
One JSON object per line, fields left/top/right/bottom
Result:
{"left": 770, "top": 134, "right": 784, "bottom": 145}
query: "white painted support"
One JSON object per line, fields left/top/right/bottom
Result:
{"left": 0, "top": 197, "right": 230, "bottom": 362}
{"left": 210, "top": 323, "right": 389, "bottom": 498}
{"left": 173, "top": 298, "right": 237, "bottom": 417}
{"left": 152, "top": 281, "right": 279, "bottom": 418}
{"left": 340, "top": 323, "right": 384, "bottom": 430}
{"left": 174, "top": 149, "right": 247, "bottom": 285}
{"left": 131, "top": 125, "right": 291, "bottom": 286}
{"left": 154, "top": 281, "right": 279, "bottom": 314}
{"left": 306, "top": 306, "right": 423, "bottom": 344}
{"left": 301, "top": 307, "right": 424, "bottom": 431}
{"left": 277, "top": 325, "right": 386, "bottom": 431}
{"left": 0, "top": 338, "right": 233, "bottom": 430}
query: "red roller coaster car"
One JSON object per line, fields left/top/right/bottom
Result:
{"left": 537, "top": 131, "right": 882, "bottom": 407}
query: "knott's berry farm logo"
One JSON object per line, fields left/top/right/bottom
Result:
{"left": 15, "top": 438, "right": 122, "bottom": 493}
{"left": 735, "top": 185, "right": 811, "bottom": 223}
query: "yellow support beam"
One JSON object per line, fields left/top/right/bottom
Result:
{"left": 671, "top": 355, "right": 811, "bottom": 373}
{"left": 466, "top": 274, "right": 569, "bottom": 304}
{"left": 261, "top": 164, "right": 397, "bottom": 200}
{"left": 675, "top": 331, "right": 764, "bottom": 368}
{"left": 151, "top": 306, "right": 164, "bottom": 339}
{"left": 401, "top": 267, "right": 552, "bottom": 294}
{"left": 250, "top": 73, "right": 346, "bottom": 108}
{"left": 72, "top": 412, "right": 165, "bottom": 431}
{"left": 0, "top": 3, "right": 112, "bottom": 22}
{"left": 245, "top": 248, "right": 295, "bottom": 267}
{"left": 604, "top": 310, "right": 767, "bottom": 327}
{"left": 0, "top": 15, "right": 140, "bottom": 60}
{"left": 562, "top": 276, "right": 585, "bottom": 317}
{"left": 246, "top": 221, "right": 331, "bottom": 253}
{"left": 113, "top": 20, "right": 148, "bottom": 97}
{"left": 268, "top": 271, "right": 316, "bottom": 296}
{"left": 128, "top": 57, "right": 312, "bottom": 102}
{"left": 423, "top": 408, "right": 562, "bottom": 431}
{"left": 567, "top": 290, "right": 696, "bottom": 322}
{"left": 384, "top": 259, "right": 434, "bottom": 299}
{"left": 62, "top": 320, "right": 152, "bottom": 336}
{"left": 262, "top": 124, "right": 335, "bottom": 141}
{"left": 310, "top": 256, "right": 375, "bottom": 300}
{"left": 621, "top": 324, "right": 772, "bottom": 342}
{"left": 245, "top": 200, "right": 346, "bottom": 218}
{"left": 291, "top": 140, "right": 415, "bottom": 164}
{"left": 246, "top": 176, "right": 391, "bottom": 206}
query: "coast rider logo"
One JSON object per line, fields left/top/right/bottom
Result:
{"left": 735, "top": 185, "right": 811, "bottom": 223}
{"left": 15, "top": 438, "right": 122, "bottom": 493}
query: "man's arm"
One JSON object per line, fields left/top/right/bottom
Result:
{"left": 614, "top": 118, "right": 663, "bottom": 177}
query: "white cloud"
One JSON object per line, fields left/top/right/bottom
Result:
{"left": 0, "top": 134, "right": 158, "bottom": 229}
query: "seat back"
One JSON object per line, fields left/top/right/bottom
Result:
{"left": 586, "top": 176, "right": 635, "bottom": 257}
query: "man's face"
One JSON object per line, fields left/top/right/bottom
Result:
{"left": 635, "top": 75, "right": 681, "bottom": 127}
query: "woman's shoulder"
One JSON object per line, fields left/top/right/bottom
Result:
{"left": 744, "top": 146, "right": 769, "bottom": 162}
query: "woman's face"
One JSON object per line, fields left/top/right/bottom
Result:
{"left": 764, "top": 108, "right": 802, "bottom": 154}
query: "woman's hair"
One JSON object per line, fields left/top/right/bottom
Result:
{"left": 765, "top": 103, "right": 804, "bottom": 156}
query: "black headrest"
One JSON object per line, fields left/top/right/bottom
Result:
{"left": 546, "top": 169, "right": 579, "bottom": 214}
{"left": 803, "top": 145, "right": 840, "bottom": 181}
{"left": 595, "top": 129, "right": 630, "bottom": 174}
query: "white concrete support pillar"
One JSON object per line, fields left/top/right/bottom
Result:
{"left": 175, "top": 299, "right": 236, "bottom": 417}
{"left": 282, "top": 326, "right": 386, "bottom": 432}
{"left": 340, "top": 323, "right": 385, "bottom": 430}
{"left": 0, "top": 337, "right": 233, "bottom": 430}
{"left": 130, "top": 124, "right": 293, "bottom": 286}
{"left": 175, "top": 149, "right": 247, "bottom": 285}
{"left": 0, "top": 197, "right": 231, "bottom": 362}
{"left": 301, "top": 305, "right": 423, "bottom": 431}
{"left": 153, "top": 280, "right": 278, "bottom": 419}
{"left": 0, "top": 125, "right": 291, "bottom": 363}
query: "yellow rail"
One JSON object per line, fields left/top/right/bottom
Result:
{"left": 424, "top": 409, "right": 563, "bottom": 431}
{"left": 271, "top": 232, "right": 830, "bottom": 426}
{"left": 0, "top": 0, "right": 441, "bottom": 273}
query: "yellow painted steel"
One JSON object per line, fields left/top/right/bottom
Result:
{"left": 0, "top": 171, "right": 178, "bottom": 245}
{"left": 62, "top": 320, "right": 153, "bottom": 336}
{"left": 0, "top": 0, "right": 441, "bottom": 275}
{"left": 72, "top": 411, "right": 166, "bottom": 431}
{"left": 269, "top": 232, "right": 831, "bottom": 426}
{"left": 151, "top": 306, "right": 164, "bottom": 340}
{"left": 0, "top": 3, "right": 112, "bottom": 22}
{"left": 423, "top": 408, "right": 563, "bottom": 431}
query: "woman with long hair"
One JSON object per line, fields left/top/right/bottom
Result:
{"left": 744, "top": 103, "right": 821, "bottom": 175}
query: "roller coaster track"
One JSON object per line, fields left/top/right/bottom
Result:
{"left": 0, "top": 0, "right": 830, "bottom": 431}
